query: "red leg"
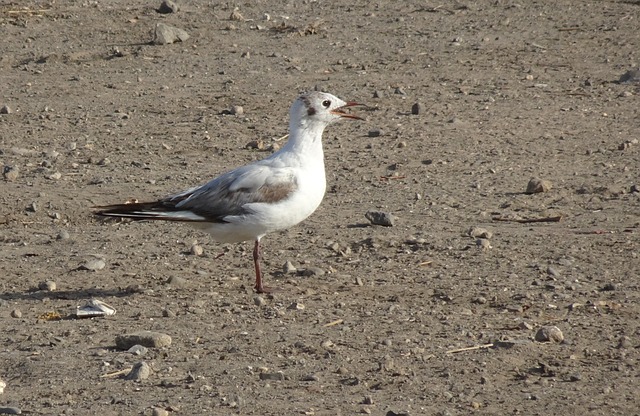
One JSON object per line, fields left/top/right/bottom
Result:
{"left": 253, "top": 239, "right": 265, "bottom": 293}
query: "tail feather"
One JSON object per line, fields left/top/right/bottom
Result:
{"left": 94, "top": 201, "right": 206, "bottom": 222}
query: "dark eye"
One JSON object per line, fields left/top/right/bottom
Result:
{"left": 322, "top": 100, "right": 331, "bottom": 108}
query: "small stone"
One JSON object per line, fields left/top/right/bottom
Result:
{"left": 547, "top": 266, "right": 560, "bottom": 277}
{"left": 283, "top": 260, "right": 297, "bottom": 274}
{"left": 157, "top": 0, "right": 178, "bottom": 13}
{"left": 0, "top": 105, "right": 12, "bottom": 115}
{"left": 80, "top": 258, "right": 106, "bottom": 271}
{"left": 287, "top": 302, "right": 305, "bottom": 310}
{"left": 259, "top": 372, "right": 284, "bottom": 381}
{"left": 162, "top": 308, "right": 176, "bottom": 318}
{"left": 0, "top": 407, "right": 21, "bottom": 415}
{"left": 46, "top": 171, "right": 62, "bottom": 180}
{"left": 230, "top": 105, "right": 244, "bottom": 116}
{"left": 301, "top": 267, "right": 325, "bottom": 276}
{"left": 476, "top": 238, "right": 493, "bottom": 251}
{"left": 397, "top": 141, "right": 407, "bottom": 148}
{"left": 367, "top": 129, "right": 382, "bottom": 137}
{"left": 27, "top": 202, "right": 37, "bottom": 212}
{"left": 245, "top": 139, "right": 266, "bottom": 150}
{"left": 56, "top": 230, "right": 70, "bottom": 240}
{"left": 154, "top": 23, "right": 190, "bottom": 45}
{"left": 373, "top": 90, "right": 385, "bottom": 98}
{"left": 254, "top": 296, "right": 266, "bottom": 307}
{"left": 630, "top": 184, "right": 639, "bottom": 193}
{"left": 127, "top": 345, "right": 149, "bottom": 356}
{"left": 152, "top": 408, "right": 169, "bottom": 416}
{"left": 3, "top": 166, "right": 19, "bottom": 182}
{"left": 525, "top": 177, "right": 552, "bottom": 194}
{"left": 363, "top": 396, "right": 374, "bottom": 405}
{"left": 38, "top": 280, "right": 57, "bottom": 291}
{"left": 301, "top": 373, "right": 319, "bottom": 382}
{"left": 116, "top": 331, "right": 172, "bottom": 349}
{"left": 394, "top": 87, "right": 406, "bottom": 95}
{"left": 468, "top": 227, "right": 492, "bottom": 239}
{"left": 617, "top": 336, "right": 631, "bottom": 349}
{"left": 519, "top": 321, "right": 534, "bottom": 330}
{"left": 568, "top": 373, "right": 582, "bottom": 382}
{"left": 125, "top": 361, "right": 151, "bottom": 381}
{"left": 10, "top": 310, "right": 22, "bottom": 319}
{"left": 230, "top": 7, "right": 244, "bottom": 21}
{"left": 190, "top": 244, "right": 204, "bottom": 256}
{"left": 602, "top": 282, "right": 617, "bottom": 291}
{"left": 167, "top": 276, "right": 186, "bottom": 287}
{"left": 535, "top": 326, "right": 564, "bottom": 343}
{"left": 0, "top": 378, "right": 5, "bottom": 394}
{"left": 411, "top": 102, "right": 423, "bottom": 115}
{"left": 365, "top": 211, "right": 396, "bottom": 226}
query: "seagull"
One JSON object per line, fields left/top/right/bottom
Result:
{"left": 94, "top": 92, "right": 363, "bottom": 293}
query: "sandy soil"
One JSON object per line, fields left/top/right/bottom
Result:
{"left": 1, "top": 1, "right": 639, "bottom": 415}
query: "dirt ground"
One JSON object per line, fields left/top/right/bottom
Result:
{"left": 1, "top": 0, "right": 639, "bottom": 415}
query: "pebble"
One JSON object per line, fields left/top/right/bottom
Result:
{"left": 287, "top": 302, "right": 305, "bottom": 310}
{"left": 154, "top": 23, "right": 190, "bottom": 45}
{"left": 0, "top": 378, "right": 5, "bottom": 394}
{"left": 525, "top": 177, "right": 552, "bottom": 194}
{"left": 365, "top": 211, "right": 396, "bottom": 227}
{"left": 80, "top": 258, "right": 106, "bottom": 271}
{"left": 411, "top": 102, "right": 423, "bottom": 115}
{"left": 535, "top": 326, "right": 564, "bottom": 343}
{"left": 301, "top": 267, "right": 325, "bottom": 276}
{"left": 230, "top": 105, "right": 244, "bottom": 116}
{"left": 46, "top": 171, "right": 62, "bottom": 180}
{"left": 476, "top": 238, "right": 492, "bottom": 250}
{"left": 38, "top": 280, "right": 57, "bottom": 291}
{"left": 283, "top": 260, "right": 297, "bottom": 274}
{"left": 254, "top": 296, "right": 266, "bottom": 307}
{"left": 0, "top": 407, "right": 21, "bottom": 415}
{"left": 56, "top": 230, "right": 70, "bottom": 240}
{"left": 127, "top": 345, "right": 149, "bottom": 356}
{"left": 547, "top": 266, "right": 560, "bottom": 277}
{"left": 230, "top": 7, "right": 244, "bottom": 21}
{"left": 3, "top": 166, "right": 19, "bottom": 182}
{"left": 259, "top": 372, "right": 284, "bottom": 381}
{"left": 190, "top": 243, "right": 204, "bottom": 256}
{"left": 367, "top": 129, "right": 382, "bottom": 137}
{"left": 125, "top": 361, "right": 151, "bottom": 381}
{"left": 152, "top": 408, "right": 169, "bottom": 416}
{"left": 10, "top": 310, "right": 22, "bottom": 319}
{"left": 116, "top": 331, "right": 172, "bottom": 349}
{"left": 0, "top": 105, "right": 11, "bottom": 115}
{"left": 167, "top": 276, "right": 186, "bottom": 287}
{"left": 157, "top": 0, "right": 178, "bottom": 13}
{"left": 162, "top": 308, "right": 176, "bottom": 318}
{"left": 468, "top": 227, "right": 492, "bottom": 239}
{"left": 373, "top": 90, "right": 385, "bottom": 98}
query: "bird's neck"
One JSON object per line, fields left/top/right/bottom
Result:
{"left": 281, "top": 120, "right": 326, "bottom": 158}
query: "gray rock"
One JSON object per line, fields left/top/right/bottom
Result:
{"left": 56, "top": 230, "right": 70, "bottom": 240}
{"left": 80, "top": 258, "right": 106, "bottom": 271}
{"left": 154, "top": 23, "right": 190, "bottom": 45}
{"left": 157, "top": 0, "right": 178, "bottom": 13}
{"left": 152, "top": 408, "right": 169, "bottom": 416}
{"left": 618, "top": 68, "right": 640, "bottom": 84}
{"left": 127, "top": 345, "right": 149, "bottom": 356}
{"left": 283, "top": 260, "right": 297, "bottom": 274}
{"left": 468, "top": 227, "right": 493, "bottom": 239}
{"left": 116, "top": 331, "right": 172, "bottom": 349}
{"left": 3, "top": 166, "right": 19, "bottom": 182}
{"left": 0, "top": 105, "right": 11, "bottom": 115}
{"left": 0, "top": 407, "right": 21, "bottom": 415}
{"left": 535, "top": 326, "right": 564, "bottom": 343}
{"left": 10, "top": 310, "right": 21, "bottom": 319}
{"left": 365, "top": 210, "right": 396, "bottom": 227}
{"left": 367, "top": 129, "right": 382, "bottom": 137}
{"left": 259, "top": 372, "right": 284, "bottom": 381}
{"left": 411, "top": 102, "right": 423, "bottom": 115}
{"left": 525, "top": 177, "right": 552, "bottom": 194}
{"left": 38, "top": 280, "right": 57, "bottom": 291}
{"left": 125, "top": 361, "right": 151, "bottom": 381}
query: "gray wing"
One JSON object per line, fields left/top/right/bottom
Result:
{"left": 169, "top": 163, "right": 298, "bottom": 222}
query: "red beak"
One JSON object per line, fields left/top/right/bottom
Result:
{"left": 331, "top": 101, "right": 365, "bottom": 120}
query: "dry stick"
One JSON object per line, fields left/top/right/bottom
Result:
{"left": 323, "top": 319, "right": 343, "bottom": 327}
{"left": 100, "top": 368, "right": 132, "bottom": 378}
{"left": 446, "top": 343, "right": 494, "bottom": 354}
{"left": 492, "top": 215, "right": 562, "bottom": 224}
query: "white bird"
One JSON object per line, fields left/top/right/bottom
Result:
{"left": 95, "top": 91, "right": 363, "bottom": 293}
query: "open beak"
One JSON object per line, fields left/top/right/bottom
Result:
{"left": 331, "top": 101, "right": 365, "bottom": 120}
